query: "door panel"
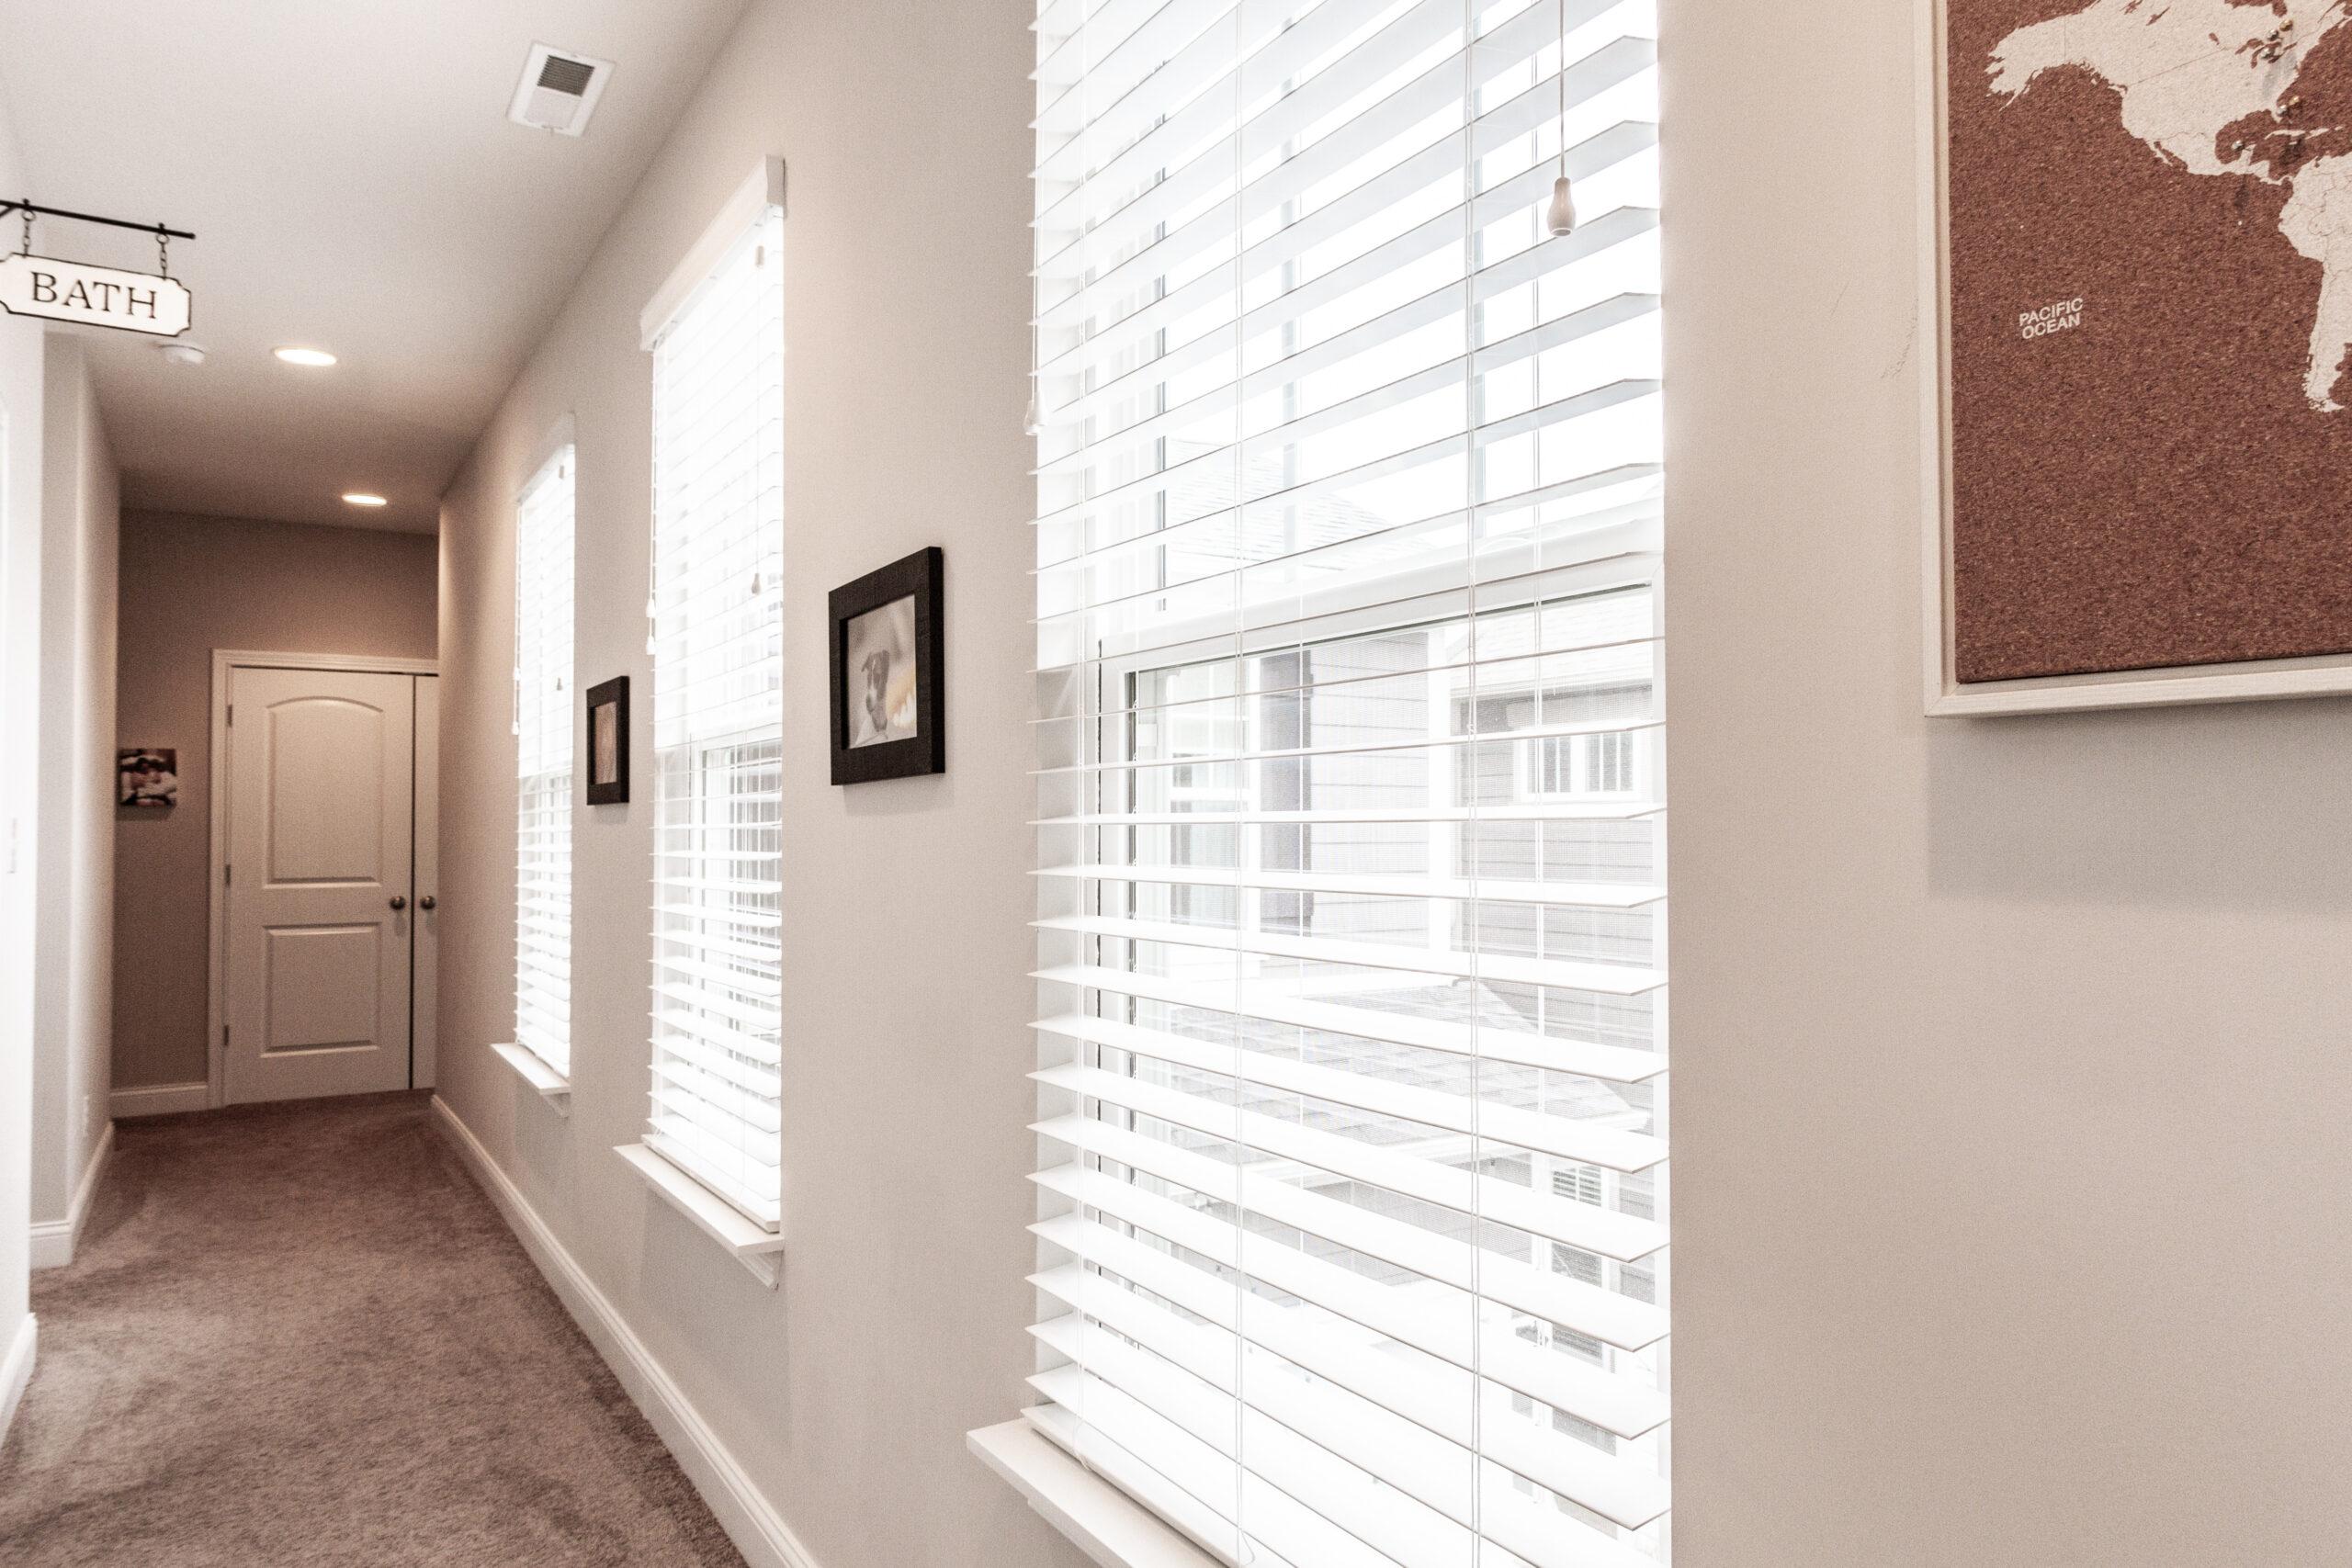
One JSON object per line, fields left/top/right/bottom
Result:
{"left": 225, "top": 666, "right": 416, "bottom": 1102}
{"left": 264, "top": 699, "right": 386, "bottom": 884}
{"left": 262, "top": 925, "right": 380, "bottom": 1052}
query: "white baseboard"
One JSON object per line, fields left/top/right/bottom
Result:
{"left": 430, "top": 1096, "right": 823, "bottom": 1568}
{"left": 0, "top": 1314, "right": 36, "bottom": 1449}
{"left": 110, "top": 1081, "right": 210, "bottom": 1119}
{"left": 30, "top": 1120, "right": 114, "bottom": 1270}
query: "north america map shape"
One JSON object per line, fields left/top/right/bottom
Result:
{"left": 1991, "top": 0, "right": 2352, "bottom": 409}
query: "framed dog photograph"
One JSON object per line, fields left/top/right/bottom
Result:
{"left": 585, "top": 676, "right": 629, "bottom": 804}
{"left": 829, "top": 547, "right": 943, "bottom": 784}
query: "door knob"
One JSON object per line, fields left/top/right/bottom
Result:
{"left": 419, "top": 896, "right": 435, "bottom": 910}
{"left": 390, "top": 895, "right": 407, "bottom": 910}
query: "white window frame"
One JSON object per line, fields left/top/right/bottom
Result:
{"left": 503, "top": 428, "right": 576, "bottom": 1098}
{"left": 613, "top": 157, "right": 790, "bottom": 1286}
{"left": 982, "top": 0, "right": 1669, "bottom": 1561}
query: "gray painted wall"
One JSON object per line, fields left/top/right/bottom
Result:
{"left": 434, "top": 3, "right": 1087, "bottom": 1566}
{"left": 109, "top": 510, "right": 437, "bottom": 1091}
{"left": 1662, "top": 3, "right": 2352, "bottom": 1563}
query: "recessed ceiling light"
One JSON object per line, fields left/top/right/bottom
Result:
{"left": 157, "top": 343, "right": 206, "bottom": 367}
{"left": 275, "top": 347, "right": 337, "bottom": 367}
{"left": 343, "top": 492, "right": 388, "bottom": 507}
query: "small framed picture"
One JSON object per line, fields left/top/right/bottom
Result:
{"left": 118, "top": 748, "right": 177, "bottom": 807}
{"left": 829, "top": 547, "right": 943, "bottom": 784}
{"left": 585, "top": 676, "right": 629, "bottom": 804}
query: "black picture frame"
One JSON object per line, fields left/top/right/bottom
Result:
{"left": 829, "top": 547, "right": 944, "bottom": 784}
{"left": 585, "top": 676, "right": 629, "bottom": 804}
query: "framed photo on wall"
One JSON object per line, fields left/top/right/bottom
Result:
{"left": 118, "top": 748, "right": 177, "bottom": 807}
{"left": 1922, "top": 0, "right": 2352, "bottom": 714}
{"left": 829, "top": 547, "right": 943, "bottom": 784}
{"left": 586, "top": 676, "right": 629, "bottom": 804}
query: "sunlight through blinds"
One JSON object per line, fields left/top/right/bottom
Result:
{"left": 647, "top": 205, "right": 787, "bottom": 1229}
{"left": 1027, "top": 2, "right": 1668, "bottom": 1564}
{"left": 515, "top": 445, "right": 576, "bottom": 1078}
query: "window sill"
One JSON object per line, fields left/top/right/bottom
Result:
{"left": 612, "top": 1143, "right": 783, "bottom": 1288}
{"left": 489, "top": 1043, "right": 571, "bottom": 1114}
{"left": 967, "top": 1419, "right": 1220, "bottom": 1568}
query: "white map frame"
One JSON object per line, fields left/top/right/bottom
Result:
{"left": 1917, "top": 0, "right": 2352, "bottom": 716}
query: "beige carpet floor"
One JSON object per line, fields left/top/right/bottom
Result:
{"left": 0, "top": 1091, "right": 746, "bottom": 1568}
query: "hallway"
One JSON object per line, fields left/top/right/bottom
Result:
{"left": 6, "top": 2, "right": 2350, "bottom": 1564}
{"left": 0, "top": 1096, "right": 743, "bottom": 1568}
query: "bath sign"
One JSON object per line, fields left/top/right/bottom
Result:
{"left": 0, "top": 254, "right": 190, "bottom": 337}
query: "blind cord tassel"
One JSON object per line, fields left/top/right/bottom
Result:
{"left": 1547, "top": 175, "right": 1577, "bottom": 237}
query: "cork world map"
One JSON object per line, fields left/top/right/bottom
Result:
{"left": 1947, "top": 1, "right": 2352, "bottom": 682}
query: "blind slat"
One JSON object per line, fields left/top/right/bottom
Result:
{"left": 1034, "top": 969, "right": 1668, "bottom": 1091}
{"left": 1038, "top": 864, "right": 1662, "bottom": 909}
{"left": 1035, "top": 915, "right": 1664, "bottom": 999}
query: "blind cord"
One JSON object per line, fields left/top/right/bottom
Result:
{"left": 1549, "top": 0, "right": 1578, "bottom": 235}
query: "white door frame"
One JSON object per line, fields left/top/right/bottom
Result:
{"left": 206, "top": 649, "right": 439, "bottom": 1110}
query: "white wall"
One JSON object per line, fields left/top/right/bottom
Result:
{"left": 1661, "top": 4, "right": 2352, "bottom": 1564}
{"left": 30, "top": 334, "right": 115, "bottom": 1248}
{"left": 0, "top": 85, "right": 43, "bottom": 1422}
{"left": 435, "top": 4, "right": 1087, "bottom": 1565}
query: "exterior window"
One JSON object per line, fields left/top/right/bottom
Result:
{"left": 1024, "top": 0, "right": 1669, "bottom": 1563}
{"left": 645, "top": 204, "right": 786, "bottom": 1228}
{"left": 1555, "top": 1163, "right": 1607, "bottom": 1206}
{"left": 1530, "top": 726, "right": 1637, "bottom": 796}
{"left": 514, "top": 445, "right": 575, "bottom": 1077}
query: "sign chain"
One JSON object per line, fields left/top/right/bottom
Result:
{"left": 17, "top": 204, "right": 28, "bottom": 259}
{"left": 156, "top": 228, "right": 169, "bottom": 278}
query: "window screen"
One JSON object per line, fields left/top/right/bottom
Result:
{"left": 646, "top": 205, "right": 787, "bottom": 1228}
{"left": 515, "top": 445, "right": 575, "bottom": 1077}
{"left": 1028, "top": 1, "right": 1668, "bottom": 1563}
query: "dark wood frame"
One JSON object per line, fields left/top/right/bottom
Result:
{"left": 829, "top": 547, "right": 944, "bottom": 784}
{"left": 585, "top": 676, "right": 630, "bottom": 804}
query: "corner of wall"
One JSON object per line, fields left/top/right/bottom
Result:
{"left": 0, "top": 1311, "right": 37, "bottom": 1445}
{"left": 28, "top": 334, "right": 118, "bottom": 1228}
{"left": 0, "top": 131, "right": 47, "bottom": 1332}
{"left": 80, "top": 368, "right": 117, "bottom": 1145}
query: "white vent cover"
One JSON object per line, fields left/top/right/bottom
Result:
{"left": 507, "top": 43, "right": 614, "bottom": 137}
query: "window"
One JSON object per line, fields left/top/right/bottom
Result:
{"left": 514, "top": 444, "right": 575, "bottom": 1078}
{"left": 1026, "top": 1, "right": 1666, "bottom": 1565}
{"left": 1528, "top": 722, "right": 1637, "bottom": 797}
{"left": 645, "top": 202, "right": 786, "bottom": 1229}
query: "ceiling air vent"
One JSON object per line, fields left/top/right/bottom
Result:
{"left": 507, "top": 43, "right": 615, "bottom": 137}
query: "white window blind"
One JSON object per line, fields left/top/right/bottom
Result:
{"left": 647, "top": 204, "right": 786, "bottom": 1229}
{"left": 1028, "top": 3, "right": 1666, "bottom": 1567}
{"left": 515, "top": 445, "right": 576, "bottom": 1078}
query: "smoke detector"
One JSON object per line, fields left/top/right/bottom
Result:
{"left": 507, "top": 44, "right": 614, "bottom": 137}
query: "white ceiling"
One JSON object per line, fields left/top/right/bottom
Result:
{"left": 0, "top": 0, "right": 749, "bottom": 534}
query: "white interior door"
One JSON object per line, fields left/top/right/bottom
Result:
{"left": 223, "top": 666, "right": 421, "bottom": 1102}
